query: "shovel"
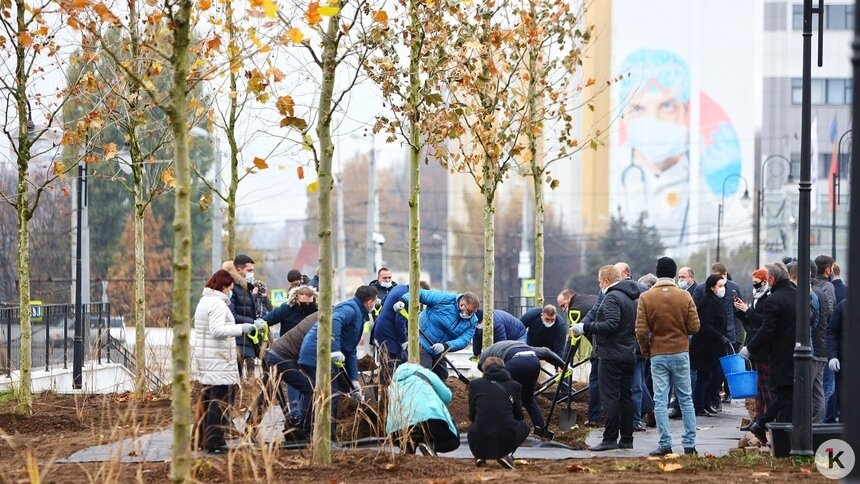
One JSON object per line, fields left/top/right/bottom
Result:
{"left": 558, "top": 310, "right": 583, "bottom": 431}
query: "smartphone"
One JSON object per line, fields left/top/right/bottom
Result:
{"left": 732, "top": 290, "right": 741, "bottom": 301}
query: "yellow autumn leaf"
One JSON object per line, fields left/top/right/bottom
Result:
{"left": 372, "top": 10, "right": 388, "bottom": 23}
{"left": 306, "top": 181, "right": 319, "bottom": 193}
{"left": 103, "top": 142, "right": 117, "bottom": 160}
{"left": 287, "top": 28, "right": 303, "bottom": 44}
{"left": 35, "top": 26, "right": 48, "bottom": 36}
{"left": 659, "top": 462, "right": 683, "bottom": 472}
{"left": 53, "top": 160, "right": 66, "bottom": 176}
{"left": 161, "top": 168, "right": 176, "bottom": 188}
{"left": 262, "top": 0, "right": 277, "bottom": 18}
{"left": 199, "top": 0, "right": 211, "bottom": 10}
{"left": 252, "top": 157, "right": 269, "bottom": 169}
{"left": 318, "top": 5, "right": 339, "bottom": 16}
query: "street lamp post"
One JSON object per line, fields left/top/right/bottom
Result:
{"left": 832, "top": 129, "right": 851, "bottom": 259}
{"left": 756, "top": 155, "right": 792, "bottom": 269}
{"left": 715, "top": 174, "right": 750, "bottom": 262}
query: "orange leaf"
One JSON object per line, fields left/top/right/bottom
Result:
{"left": 93, "top": 3, "right": 121, "bottom": 25}
{"left": 67, "top": 0, "right": 90, "bottom": 8}
{"left": 161, "top": 169, "right": 176, "bottom": 188}
{"left": 372, "top": 10, "right": 388, "bottom": 23}
{"left": 306, "top": 1, "right": 321, "bottom": 25}
{"left": 252, "top": 157, "right": 269, "bottom": 169}
{"left": 585, "top": 77, "right": 596, "bottom": 87}
{"left": 287, "top": 27, "right": 303, "bottom": 44}
{"left": 206, "top": 34, "right": 221, "bottom": 51}
{"left": 18, "top": 32, "right": 33, "bottom": 47}
{"left": 296, "top": 166, "right": 304, "bottom": 180}
{"left": 199, "top": 0, "right": 211, "bottom": 10}
{"left": 103, "top": 142, "right": 117, "bottom": 160}
{"left": 35, "top": 26, "right": 48, "bottom": 36}
{"left": 276, "top": 95, "right": 295, "bottom": 116}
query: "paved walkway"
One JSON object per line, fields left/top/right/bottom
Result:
{"left": 59, "top": 399, "right": 748, "bottom": 463}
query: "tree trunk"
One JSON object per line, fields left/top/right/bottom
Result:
{"left": 481, "top": 158, "right": 496, "bottom": 351}
{"left": 405, "top": 0, "right": 422, "bottom": 363}
{"left": 311, "top": 6, "right": 341, "bottom": 466}
{"left": 526, "top": 3, "right": 544, "bottom": 307}
{"left": 14, "top": 0, "right": 32, "bottom": 416}
{"left": 168, "top": 1, "right": 193, "bottom": 481}
{"left": 532, "top": 169, "right": 545, "bottom": 307}
{"left": 225, "top": 4, "right": 239, "bottom": 258}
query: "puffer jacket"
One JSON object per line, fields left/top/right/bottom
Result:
{"left": 403, "top": 290, "right": 477, "bottom": 353}
{"left": 472, "top": 309, "right": 528, "bottom": 356}
{"left": 192, "top": 288, "right": 245, "bottom": 386}
{"left": 264, "top": 287, "right": 318, "bottom": 337}
{"left": 583, "top": 280, "right": 640, "bottom": 362}
{"left": 298, "top": 297, "right": 369, "bottom": 381}
{"left": 223, "top": 261, "right": 259, "bottom": 359}
{"left": 386, "top": 363, "right": 458, "bottom": 437}
{"left": 370, "top": 284, "right": 411, "bottom": 360}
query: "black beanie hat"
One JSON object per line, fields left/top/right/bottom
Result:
{"left": 655, "top": 257, "right": 677, "bottom": 279}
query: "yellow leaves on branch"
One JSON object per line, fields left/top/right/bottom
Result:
{"left": 306, "top": 181, "right": 319, "bottom": 193}
{"left": 262, "top": 0, "right": 277, "bottom": 19}
{"left": 103, "top": 142, "right": 117, "bottom": 161}
{"left": 252, "top": 157, "right": 269, "bottom": 169}
{"left": 53, "top": 161, "right": 66, "bottom": 178}
{"left": 287, "top": 28, "right": 303, "bottom": 44}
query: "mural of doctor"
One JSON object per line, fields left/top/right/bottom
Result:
{"left": 617, "top": 49, "right": 742, "bottom": 247}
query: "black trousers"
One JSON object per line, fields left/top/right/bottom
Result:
{"left": 468, "top": 420, "right": 530, "bottom": 460}
{"left": 506, "top": 355, "right": 544, "bottom": 429}
{"left": 599, "top": 358, "right": 634, "bottom": 444}
{"left": 197, "top": 384, "right": 233, "bottom": 450}
{"left": 399, "top": 418, "right": 460, "bottom": 454}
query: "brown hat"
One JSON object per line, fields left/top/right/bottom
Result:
{"left": 752, "top": 268, "right": 767, "bottom": 281}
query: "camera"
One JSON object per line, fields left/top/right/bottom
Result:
{"left": 254, "top": 280, "right": 267, "bottom": 295}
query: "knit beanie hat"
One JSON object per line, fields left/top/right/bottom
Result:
{"left": 655, "top": 257, "right": 677, "bottom": 279}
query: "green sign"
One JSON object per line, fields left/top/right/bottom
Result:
{"left": 521, "top": 279, "right": 536, "bottom": 298}
{"left": 270, "top": 289, "right": 288, "bottom": 306}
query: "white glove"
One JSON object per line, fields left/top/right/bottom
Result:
{"left": 401, "top": 341, "right": 409, "bottom": 352}
{"left": 431, "top": 343, "right": 446, "bottom": 354}
{"left": 393, "top": 301, "right": 406, "bottom": 312}
{"left": 572, "top": 323, "right": 585, "bottom": 336}
{"left": 351, "top": 379, "right": 361, "bottom": 392}
{"left": 829, "top": 358, "right": 841, "bottom": 372}
{"left": 331, "top": 351, "right": 345, "bottom": 363}
{"left": 254, "top": 318, "right": 267, "bottom": 331}
{"left": 241, "top": 323, "right": 255, "bottom": 334}
{"left": 739, "top": 347, "right": 750, "bottom": 360}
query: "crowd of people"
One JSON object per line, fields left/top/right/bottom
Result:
{"left": 188, "top": 253, "right": 847, "bottom": 467}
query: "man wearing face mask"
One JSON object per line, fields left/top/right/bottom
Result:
{"left": 370, "top": 267, "right": 398, "bottom": 303}
{"left": 520, "top": 305, "right": 567, "bottom": 361}
{"left": 265, "top": 286, "right": 319, "bottom": 338}
{"left": 677, "top": 267, "right": 697, "bottom": 296}
{"left": 224, "top": 255, "right": 262, "bottom": 379}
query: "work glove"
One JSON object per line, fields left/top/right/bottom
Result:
{"left": 738, "top": 346, "right": 750, "bottom": 360}
{"left": 431, "top": 343, "right": 446, "bottom": 355}
{"left": 393, "top": 300, "right": 406, "bottom": 312}
{"left": 331, "top": 351, "right": 345, "bottom": 364}
{"left": 469, "top": 355, "right": 479, "bottom": 363}
{"left": 254, "top": 318, "right": 267, "bottom": 331}
{"left": 241, "top": 323, "right": 256, "bottom": 334}
{"left": 571, "top": 323, "right": 585, "bottom": 336}
{"left": 350, "top": 381, "right": 364, "bottom": 402}
{"left": 721, "top": 336, "right": 733, "bottom": 346}
{"left": 829, "top": 358, "right": 841, "bottom": 372}
{"left": 401, "top": 341, "right": 409, "bottom": 352}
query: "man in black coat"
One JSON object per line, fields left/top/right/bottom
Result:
{"left": 225, "top": 254, "right": 263, "bottom": 379}
{"left": 520, "top": 305, "right": 567, "bottom": 358}
{"left": 572, "top": 265, "right": 641, "bottom": 451}
{"left": 467, "top": 357, "right": 530, "bottom": 469}
{"left": 742, "top": 262, "right": 796, "bottom": 444}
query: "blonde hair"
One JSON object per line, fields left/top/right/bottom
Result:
{"left": 599, "top": 265, "right": 621, "bottom": 284}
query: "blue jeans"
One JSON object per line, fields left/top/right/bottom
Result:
{"left": 632, "top": 358, "right": 654, "bottom": 424}
{"left": 651, "top": 353, "right": 696, "bottom": 449}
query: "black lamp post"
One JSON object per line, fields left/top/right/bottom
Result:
{"left": 73, "top": 132, "right": 89, "bottom": 389}
{"left": 716, "top": 174, "right": 750, "bottom": 262}
{"left": 755, "top": 155, "right": 792, "bottom": 269}
{"left": 832, "top": 128, "right": 851, "bottom": 259}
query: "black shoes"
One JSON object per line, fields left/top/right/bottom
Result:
{"left": 207, "top": 445, "right": 228, "bottom": 454}
{"left": 645, "top": 411, "right": 657, "bottom": 428}
{"left": 748, "top": 421, "right": 768, "bottom": 445}
{"left": 703, "top": 405, "right": 720, "bottom": 415}
{"left": 649, "top": 446, "right": 673, "bottom": 456}
{"left": 618, "top": 441, "right": 634, "bottom": 449}
{"left": 475, "top": 459, "right": 487, "bottom": 468}
{"left": 668, "top": 408, "right": 682, "bottom": 420}
{"left": 633, "top": 422, "right": 647, "bottom": 432}
{"left": 684, "top": 447, "right": 698, "bottom": 455}
{"left": 497, "top": 454, "right": 515, "bottom": 469}
{"left": 417, "top": 443, "right": 436, "bottom": 456}
{"left": 739, "top": 422, "right": 752, "bottom": 432}
{"left": 588, "top": 441, "right": 619, "bottom": 452}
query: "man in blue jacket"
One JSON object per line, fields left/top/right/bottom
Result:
{"left": 472, "top": 309, "right": 528, "bottom": 356}
{"left": 296, "top": 286, "right": 378, "bottom": 439}
{"left": 520, "top": 305, "right": 566, "bottom": 360}
{"left": 370, "top": 284, "right": 411, "bottom": 383}
{"left": 397, "top": 290, "right": 480, "bottom": 381}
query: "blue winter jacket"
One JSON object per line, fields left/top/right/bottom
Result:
{"left": 520, "top": 307, "right": 566, "bottom": 358}
{"left": 402, "top": 290, "right": 478, "bottom": 353}
{"left": 472, "top": 309, "right": 528, "bottom": 356}
{"left": 385, "top": 363, "right": 458, "bottom": 437}
{"left": 297, "top": 296, "right": 368, "bottom": 381}
{"left": 370, "top": 284, "right": 411, "bottom": 360}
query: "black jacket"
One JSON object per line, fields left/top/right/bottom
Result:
{"left": 832, "top": 278, "right": 846, "bottom": 304}
{"left": 690, "top": 291, "right": 728, "bottom": 371}
{"left": 369, "top": 279, "right": 397, "bottom": 303}
{"left": 747, "top": 279, "right": 797, "bottom": 388}
{"left": 230, "top": 280, "right": 259, "bottom": 358}
{"left": 810, "top": 282, "right": 830, "bottom": 361}
{"left": 265, "top": 300, "right": 319, "bottom": 337}
{"left": 583, "top": 280, "right": 640, "bottom": 363}
{"left": 736, "top": 291, "right": 770, "bottom": 362}
{"left": 827, "top": 299, "right": 845, "bottom": 361}
{"left": 520, "top": 308, "right": 566, "bottom": 357}
{"left": 467, "top": 365, "right": 523, "bottom": 459}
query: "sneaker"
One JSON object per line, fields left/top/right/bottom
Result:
{"left": 475, "top": 459, "right": 487, "bottom": 468}
{"left": 684, "top": 447, "right": 698, "bottom": 455}
{"left": 497, "top": 454, "right": 515, "bottom": 469}
{"left": 649, "top": 446, "right": 673, "bottom": 456}
{"left": 417, "top": 443, "right": 436, "bottom": 456}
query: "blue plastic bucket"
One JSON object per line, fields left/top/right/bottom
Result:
{"left": 719, "top": 354, "right": 746, "bottom": 375}
{"left": 726, "top": 370, "right": 757, "bottom": 399}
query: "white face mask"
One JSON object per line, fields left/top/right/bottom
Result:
{"left": 460, "top": 311, "right": 471, "bottom": 319}
{"left": 716, "top": 287, "right": 726, "bottom": 298}
{"left": 245, "top": 272, "right": 254, "bottom": 284}
{"left": 541, "top": 318, "right": 555, "bottom": 328}
{"left": 379, "top": 280, "right": 392, "bottom": 288}
{"left": 627, "top": 118, "right": 689, "bottom": 163}
{"left": 678, "top": 279, "right": 690, "bottom": 289}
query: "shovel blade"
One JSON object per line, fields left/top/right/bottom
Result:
{"left": 559, "top": 409, "right": 578, "bottom": 431}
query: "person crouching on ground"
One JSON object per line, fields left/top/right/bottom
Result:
{"left": 467, "top": 356, "right": 530, "bottom": 469}
{"left": 192, "top": 269, "right": 265, "bottom": 454}
{"left": 386, "top": 362, "right": 460, "bottom": 456}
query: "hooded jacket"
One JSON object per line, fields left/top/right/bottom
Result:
{"left": 467, "top": 364, "right": 524, "bottom": 459}
{"left": 385, "top": 363, "right": 458, "bottom": 437}
{"left": 269, "top": 311, "right": 318, "bottom": 361}
{"left": 298, "top": 297, "right": 369, "bottom": 381}
{"left": 370, "top": 284, "right": 411, "bottom": 360}
{"left": 402, "top": 289, "right": 477, "bottom": 353}
{"left": 583, "top": 280, "right": 641, "bottom": 362}
{"left": 264, "top": 286, "right": 319, "bottom": 337}
{"left": 222, "top": 260, "right": 259, "bottom": 359}
{"left": 191, "top": 288, "right": 245, "bottom": 386}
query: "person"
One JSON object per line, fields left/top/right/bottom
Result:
{"left": 572, "top": 265, "right": 641, "bottom": 451}
{"left": 615, "top": 262, "right": 654, "bottom": 432}
{"left": 369, "top": 267, "right": 397, "bottom": 303}
{"left": 831, "top": 262, "right": 846, "bottom": 304}
{"left": 297, "top": 286, "right": 378, "bottom": 439}
{"left": 254, "top": 280, "right": 273, "bottom": 318}
{"left": 637, "top": 273, "right": 658, "bottom": 289}
{"left": 742, "top": 262, "right": 797, "bottom": 445}
{"left": 265, "top": 286, "right": 319, "bottom": 338}
{"left": 467, "top": 356, "right": 530, "bottom": 469}
{"left": 788, "top": 260, "right": 828, "bottom": 423}
{"left": 248, "top": 311, "right": 318, "bottom": 440}
{"left": 478, "top": 340, "right": 565, "bottom": 432}
{"left": 733, "top": 268, "right": 772, "bottom": 426}
{"left": 398, "top": 289, "right": 479, "bottom": 381}
{"left": 636, "top": 257, "right": 700, "bottom": 456}
{"left": 224, "top": 255, "right": 262, "bottom": 379}
{"left": 579, "top": 290, "right": 607, "bottom": 427}
{"left": 826, "top": 299, "right": 845, "bottom": 423}
{"left": 370, "top": 284, "right": 411, "bottom": 383}
{"left": 287, "top": 269, "right": 305, "bottom": 288}
{"left": 192, "top": 269, "right": 265, "bottom": 453}
{"left": 677, "top": 267, "right": 697, "bottom": 295}
{"left": 557, "top": 289, "right": 598, "bottom": 328}
{"left": 690, "top": 274, "right": 729, "bottom": 416}
{"left": 472, "top": 309, "right": 527, "bottom": 356}
{"left": 386, "top": 363, "right": 460, "bottom": 456}
{"left": 520, "top": 305, "right": 566, "bottom": 361}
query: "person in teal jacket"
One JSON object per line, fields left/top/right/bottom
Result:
{"left": 398, "top": 289, "right": 480, "bottom": 380}
{"left": 386, "top": 363, "right": 460, "bottom": 455}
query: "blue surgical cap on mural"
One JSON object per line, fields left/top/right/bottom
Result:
{"left": 701, "top": 123, "right": 742, "bottom": 195}
{"left": 619, "top": 49, "right": 691, "bottom": 104}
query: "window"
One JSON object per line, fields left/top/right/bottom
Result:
{"left": 793, "top": 4, "right": 854, "bottom": 30}
{"left": 791, "top": 78, "right": 851, "bottom": 105}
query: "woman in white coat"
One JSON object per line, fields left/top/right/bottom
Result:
{"left": 192, "top": 269, "right": 264, "bottom": 453}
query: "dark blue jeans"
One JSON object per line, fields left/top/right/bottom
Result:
{"left": 506, "top": 354, "right": 544, "bottom": 429}
{"left": 632, "top": 357, "right": 654, "bottom": 425}
{"left": 587, "top": 358, "right": 601, "bottom": 422}
{"left": 297, "top": 364, "right": 348, "bottom": 440}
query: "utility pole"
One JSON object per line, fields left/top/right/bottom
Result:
{"left": 365, "top": 138, "right": 377, "bottom": 277}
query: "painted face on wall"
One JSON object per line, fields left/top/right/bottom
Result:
{"left": 625, "top": 84, "right": 689, "bottom": 173}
